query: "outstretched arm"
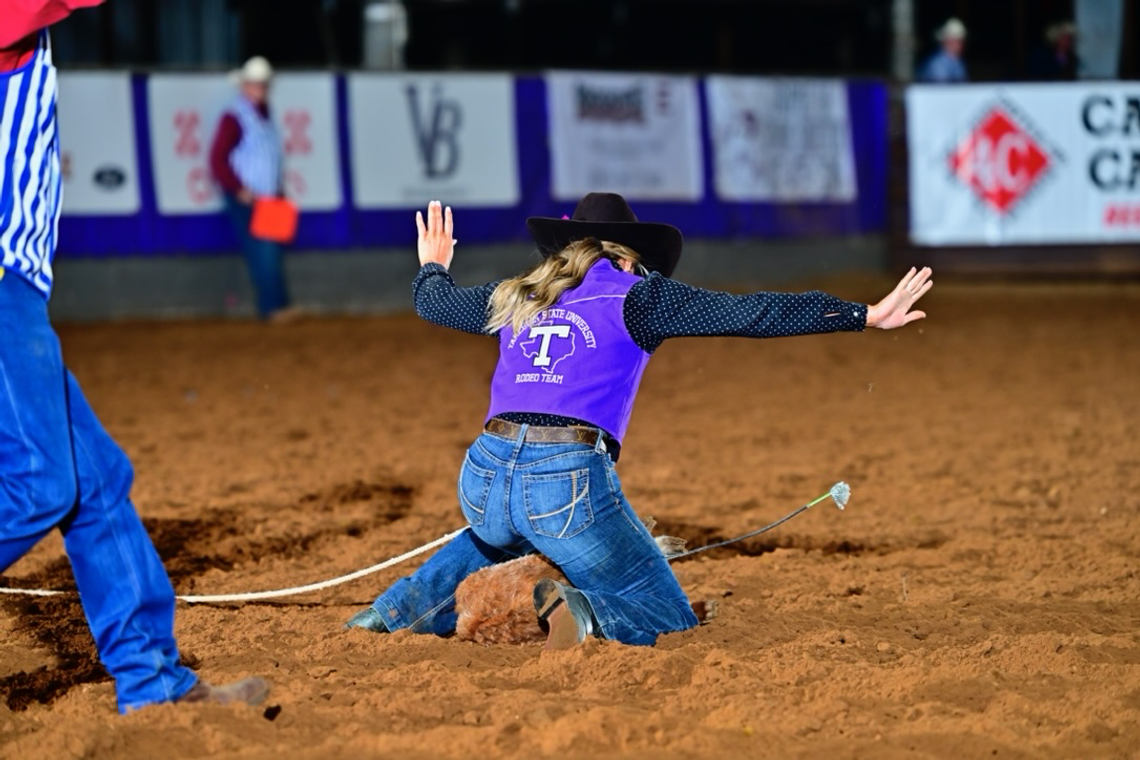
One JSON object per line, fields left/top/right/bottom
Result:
{"left": 624, "top": 267, "right": 933, "bottom": 353}
{"left": 624, "top": 277, "right": 869, "bottom": 353}
{"left": 412, "top": 201, "right": 499, "bottom": 335}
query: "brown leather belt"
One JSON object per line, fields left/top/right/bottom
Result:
{"left": 484, "top": 417, "right": 616, "bottom": 456}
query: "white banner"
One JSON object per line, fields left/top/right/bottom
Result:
{"left": 147, "top": 73, "right": 341, "bottom": 214}
{"left": 273, "top": 74, "right": 342, "bottom": 211}
{"left": 546, "top": 71, "right": 703, "bottom": 202}
{"left": 347, "top": 73, "right": 519, "bottom": 208}
{"left": 907, "top": 84, "right": 1140, "bottom": 245}
{"left": 57, "top": 73, "right": 140, "bottom": 215}
{"left": 706, "top": 77, "right": 857, "bottom": 203}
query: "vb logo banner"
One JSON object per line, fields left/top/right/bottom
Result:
{"left": 348, "top": 73, "right": 520, "bottom": 209}
{"left": 405, "top": 85, "right": 463, "bottom": 179}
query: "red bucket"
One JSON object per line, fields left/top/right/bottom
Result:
{"left": 250, "top": 197, "right": 298, "bottom": 243}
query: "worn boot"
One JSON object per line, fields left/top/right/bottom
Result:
{"left": 533, "top": 578, "right": 595, "bottom": 650}
{"left": 344, "top": 607, "right": 391, "bottom": 633}
{"left": 177, "top": 676, "right": 271, "bottom": 706}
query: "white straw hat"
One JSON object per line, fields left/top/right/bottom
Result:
{"left": 232, "top": 56, "right": 274, "bottom": 84}
{"left": 936, "top": 18, "right": 967, "bottom": 41}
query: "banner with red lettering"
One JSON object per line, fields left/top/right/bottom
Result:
{"left": 147, "top": 73, "right": 341, "bottom": 214}
{"left": 907, "top": 83, "right": 1140, "bottom": 245}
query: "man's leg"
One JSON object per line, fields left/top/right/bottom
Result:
{"left": 60, "top": 370, "right": 199, "bottom": 713}
{"left": 349, "top": 529, "right": 517, "bottom": 636}
{"left": 0, "top": 284, "right": 78, "bottom": 571}
{"left": 222, "top": 194, "right": 289, "bottom": 317}
{"left": 245, "top": 237, "right": 289, "bottom": 317}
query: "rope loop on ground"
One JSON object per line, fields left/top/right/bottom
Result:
{"left": 0, "top": 483, "right": 848, "bottom": 604}
{"left": 0, "top": 528, "right": 466, "bottom": 604}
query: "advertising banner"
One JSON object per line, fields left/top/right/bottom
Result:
{"left": 706, "top": 77, "right": 857, "bottom": 203}
{"left": 148, "top": 73, "right": 341, "bottom": 214}
{"left": 272, "top": 74, "right": 342, "bottom": 211}
{"left": 347, "top": 73, "right": 519, "bottom": 208}
{"left": 907, "top": 83, "right": 1140, "bottom": 245}
{"left": 57, "top": 73, "right": 141, "bottom": 215}
{"left": 546, "top": 71, "right": 703, "bottom": 201}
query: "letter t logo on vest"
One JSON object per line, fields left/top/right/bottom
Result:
{"left": 522, "top": 324, "right": 573, "bottom": 369}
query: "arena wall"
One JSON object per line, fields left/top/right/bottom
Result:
{"left": 48, "top": 235, "right": 887, "bottom": 321}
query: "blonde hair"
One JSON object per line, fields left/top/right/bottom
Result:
{"left": 486, "top": 238, "right": 641, "bottom": 335}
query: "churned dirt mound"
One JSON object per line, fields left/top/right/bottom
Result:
{"left": 1, "top": 278, "right": 1138, "bottom": 758}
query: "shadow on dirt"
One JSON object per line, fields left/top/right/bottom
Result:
{"left": 655, "top": 518, "right": 947, "bottom": 562}
{"left": 0, "top": 477, "right": 414, "bottom": 711}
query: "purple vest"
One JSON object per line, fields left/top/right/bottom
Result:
{"left": 486, "top": 260, "right": 651, "bottom": 442}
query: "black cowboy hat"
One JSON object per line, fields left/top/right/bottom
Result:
{"left": 526, "top": 192, "right": 683, "bottom": 277}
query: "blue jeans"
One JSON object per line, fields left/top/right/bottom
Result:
{"left": 0, "top": 273, "right": 197, "bottom": 713}
{"left": 370, "top": 427, "right": 698, "bottom": 645}
{"left": 222, "top": 193, "right": 289, "bottom": 317}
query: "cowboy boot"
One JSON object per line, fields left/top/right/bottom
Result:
{"left": 344, "top": 607, "right": 390, "bottom": 633}
{"left": 533, "top": 578, "right": 596, "bottom": 650}
{"left": 177, "top": 676, "right": 271, "bottom": 706}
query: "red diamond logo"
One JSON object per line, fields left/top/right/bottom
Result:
{"left": 948, "top": 107, "right": 1051, "bottom": 215}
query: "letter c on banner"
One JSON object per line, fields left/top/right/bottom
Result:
{"left": 1082, "top": 95, "right": 1113, "bottom": 136}
{"left": 995, "top": 132, "right": 1032, "bottom": 193}
{"left": 1088, "top": 148, "right": 1119, "bottom": 190}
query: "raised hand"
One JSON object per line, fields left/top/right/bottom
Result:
{"left": 866, "top": 267, "right": 933, "bottom": 330}
{"left": 415, "top": 200, "right": 456, "bottom": 270}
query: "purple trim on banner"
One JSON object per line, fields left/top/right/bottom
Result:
{"left": 850, "top": 80, "right": 890, "bottom": 233}
{"left": 56, "top": 75, "right": 888, "bottom": 258}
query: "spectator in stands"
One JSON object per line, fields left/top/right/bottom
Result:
{"left": 918, "top": 18, "right": 968, "bottom": 83}
{"left": 1028, "top": 21, "right": 1078, "bottom": 81}
{"left": 209, "top": 56, "right": 298, "bottom": 323}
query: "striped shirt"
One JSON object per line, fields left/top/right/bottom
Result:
{"left": 226, "top": 95, "right": 281, "bottom": 198}
{"left": 0, "top": 31, "right": 59, "bottom": 297}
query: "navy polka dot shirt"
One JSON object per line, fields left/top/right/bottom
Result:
{"left": 413, "top": 261, "right": 868, "bottom": 456}
{"left": 413, "top": 261, "right": 868, "bottom": 351}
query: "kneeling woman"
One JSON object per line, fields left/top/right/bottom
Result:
{"left": 348, "top": 194, "right": 932, "bottom": 647}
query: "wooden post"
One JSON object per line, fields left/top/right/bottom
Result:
{"left": 891, "top": 0, "right": 915, "bottom": 82}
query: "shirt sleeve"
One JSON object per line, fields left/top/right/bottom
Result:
{"left": 623, "top": 274, "right": 867, "bottom": 354}
{"left": 208, "top": 112, "right": 243, "bottom": 194}
{"left": 0, "top": 0, "right": 104, "bottom": 49}
{"left": 412, "top": 263, "right": 501, "bottom": 336}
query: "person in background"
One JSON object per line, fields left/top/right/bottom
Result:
{"left": 1028, "top": 21, "right": 1078, "bottom": 81}
{"left": 0, "top": 0, "right": 268, "bottom": 712}
{"left": 209, "top": 56, "right": 298, "bottom": 323}
{"left": 918, "top": 18, "right": 968, "bottom": 83}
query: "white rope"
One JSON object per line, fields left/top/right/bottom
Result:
{"left": 0, "top": 528, "right": 466, "bottom": 604}
{"left": 0, "top": 483, "right": 850, "bottom": 603}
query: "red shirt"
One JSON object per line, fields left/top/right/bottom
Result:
{"left": 0, "top": 1, "right": 103, "bottom": 70}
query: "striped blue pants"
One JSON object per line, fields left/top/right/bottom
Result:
{"left": 0, "top": 272, "right": 197, "bottom": 712}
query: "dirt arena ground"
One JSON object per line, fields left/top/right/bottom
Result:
{"left": 1, "top": 276, "right": 1138, "bottom": 759}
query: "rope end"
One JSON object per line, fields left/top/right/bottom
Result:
{"left": 830, "top": 481, "right": 851, "bottom": 510}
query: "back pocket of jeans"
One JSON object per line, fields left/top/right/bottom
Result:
{"left": 522, "top": 468, "right": 594, "bottom": 539}
{"left": 458, "top": 456, "right": 496, "bottom": 527}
